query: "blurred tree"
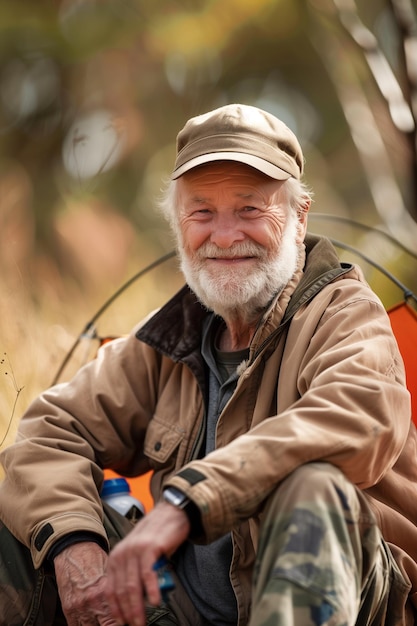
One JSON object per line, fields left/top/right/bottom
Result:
{"left": 0, "top": 0, "right": 416, "bottom": 298}
{"left": 310, "top": 0, "right": 417, "bottom": 234}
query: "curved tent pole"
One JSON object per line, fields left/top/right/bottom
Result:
{"left": 309, "top": 214, "right": 417, "bottom": 260}
{"left": 323, "top": 236, "right": 417, "bottom": 305}
{"left": 51, "top": 250, "right": 176, "bottom": 385}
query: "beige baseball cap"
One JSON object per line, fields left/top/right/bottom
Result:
{"left": 172, "top": 103, "right": 304, "bottom": 181}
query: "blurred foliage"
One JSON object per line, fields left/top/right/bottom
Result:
{"left": 1, "top": 0, "right": 417, "bottom": 445}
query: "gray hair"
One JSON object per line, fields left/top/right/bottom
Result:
{"left": 281, "top": 177, "right": 313, "bottom": 216}
{"left": 158, "top": 175, "right": 313, "bottom": 233}
{"left": 158, "top": 177, "right": 180, "bottom": 233}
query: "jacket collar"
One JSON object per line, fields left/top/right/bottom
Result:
{"left": 249, "top": 234, "right": 353, "bottom": 360}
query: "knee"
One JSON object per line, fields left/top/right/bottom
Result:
{"left": 263, "top": 462, "right": 361, "bottom": 524}
{"left": 283, "top": 461, "right": 344, "bottom": 491}
{"left": 257, "top": 462, "right": 366, "bottom": 575}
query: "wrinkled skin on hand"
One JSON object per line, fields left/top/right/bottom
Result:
{"left": 54, "top": 542, "right": 118, "bottom": 626}
{"left": 104, "top": 501, "right": 191, "bottom": 626}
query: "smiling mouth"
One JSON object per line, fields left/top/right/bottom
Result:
{"left": 207, "top": 256, "right": 256, "bottom": 262}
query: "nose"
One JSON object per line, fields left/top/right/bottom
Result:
{"left": 210, "top": 212, "right": 245, "bottom": 248}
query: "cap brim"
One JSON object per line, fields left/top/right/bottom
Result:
{"left": 171, "top": 152, "right": 293, "bottom": 180}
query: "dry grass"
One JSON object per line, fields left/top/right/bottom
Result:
{"left": 0, "top": 240, "right": 182, "bottom": 474}
{"left": 1, "top": 264, "right": 182, "bottom": 443}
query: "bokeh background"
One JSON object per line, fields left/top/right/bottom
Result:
{"left": 1, "top": 0, "right": 417, "bottom": 449}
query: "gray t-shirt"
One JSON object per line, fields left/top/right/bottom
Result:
{"left": 174, "top": 315, "right": 249, "bottom": 625}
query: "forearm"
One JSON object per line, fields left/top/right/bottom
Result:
{"left": 53, "top": 542, "right": 116, "bottom": 626}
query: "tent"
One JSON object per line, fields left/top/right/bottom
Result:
{"left": 388, "top": 301, "right": 417, "bottom": 426}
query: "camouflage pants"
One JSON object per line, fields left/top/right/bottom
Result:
{"left": 0, "top": 463, "right": 412, "bottom": 625}
{"left": 250, "top": 462, "right": 412, "bottom": 626}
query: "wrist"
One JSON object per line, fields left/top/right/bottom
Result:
{"left": 162, "top": 487, "right": 203, "bottom": 540}
{"left": 162, "top": 486, "right": 190, "bottom": 509}
{"left": 47, "top": 532, "right": 108, "bottom": 563}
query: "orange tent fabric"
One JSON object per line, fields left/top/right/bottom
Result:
{"left": 388, "top": 302, "right": 417, "bottom": 426}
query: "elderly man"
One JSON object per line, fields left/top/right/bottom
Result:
{"left": 1, "top": 103, "right": 417, "bottom": 626}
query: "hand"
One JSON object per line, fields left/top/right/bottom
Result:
{"left": 54, "top": 541, "right": 118, "bottom": 626}
{"left": 104, "top": 501, "right": 191, "bottom": 626}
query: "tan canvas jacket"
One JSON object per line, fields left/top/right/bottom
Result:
{"left": 0, "top": 234, "right": 416, "bottom": 624}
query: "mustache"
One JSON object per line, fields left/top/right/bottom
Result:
{"left": 194, "top": 241, "right": 267, "bottom": 260}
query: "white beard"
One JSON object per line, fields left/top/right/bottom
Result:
{"left": 178, "top": 211, "right": 301, "bottom": 322}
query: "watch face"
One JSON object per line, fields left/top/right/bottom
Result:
{"left": 170, "top": 493, "right": 184, "bottom": 506}
{"left": 164, "top": 487, "right": 189, "bottom": 508}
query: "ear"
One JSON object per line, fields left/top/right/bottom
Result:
{"left": 296, "top": 198, "right": 310, "bottom": 244}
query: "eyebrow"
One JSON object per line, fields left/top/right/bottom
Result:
{"left": 189, "top": 192, "right": 257, "bottom": 203}
{"left": 237, "top": 192, "right": 255, "bottom": 199}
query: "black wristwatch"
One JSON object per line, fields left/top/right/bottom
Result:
{"left": 162, "top": 487, "right": 203, "bottom": 539}
{"left": 162, "top": 486, "right": 191, "bottom": 509}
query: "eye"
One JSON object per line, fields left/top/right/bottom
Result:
{"left": 191, "top": 207, "right": 212, "bottom": 219}
{"left": 241, "top": 206, "right": 260, "bottom": 216}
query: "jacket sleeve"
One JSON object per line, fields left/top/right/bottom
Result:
{"left": 0, "top": 330, "right": 157, "bottom": 568}
{"left": 165, "top": 280, "right": 412, "bottom": 542}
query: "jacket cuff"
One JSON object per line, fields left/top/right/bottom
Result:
{"left": 47, "top": 531, "right": 108, "bottom": 562}
{"left": 31, "top": 514, "right": 109, "bottom": 568}
{"left": 183, "top": 498, "right": 204, "bottom": 541}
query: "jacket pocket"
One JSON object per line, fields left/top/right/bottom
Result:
{"left": 144, "top": 415, "right": 184, "bottom": 467}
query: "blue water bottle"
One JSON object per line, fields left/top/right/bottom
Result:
{"left": 101, "top": 477, "right": 145, "bottom": 523}
{"left": 153, "top": 556, "right": 176, "bottom": 603}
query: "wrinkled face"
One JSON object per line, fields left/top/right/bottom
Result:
{"left": 176, "top": 162, "right": 307, "bottom": 320}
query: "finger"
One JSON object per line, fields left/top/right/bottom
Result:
{"left": 98, "top": 615, "right": 121, "bottom": 626}
{"left": 121, "top": 553, "right": 147, "bottom": 625}
{"left": 105, "top": 552, "right": 147, "bottom": 626}
{"left": 104, "top": 569, "right": 130, "bottom": 626}
{"left": 99, "top": 558, "right": 125, "bottom": 625}
{"left": 94, "top": 596, "right": 122, "bottom": 626}
{"left": 141, "top": 561, "right": 161, "bottom": 608}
